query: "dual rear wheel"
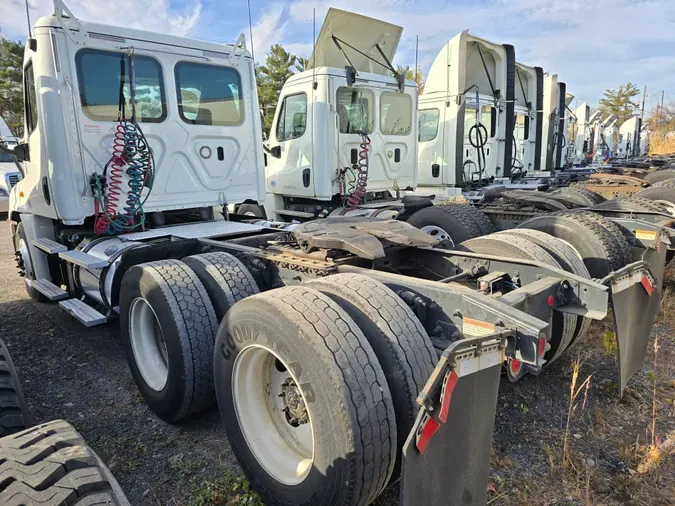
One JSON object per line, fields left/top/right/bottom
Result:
{"left": 119, "top": 256, "right": 437, "bottom": 505}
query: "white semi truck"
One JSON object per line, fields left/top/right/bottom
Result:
{"left": 260, "top": 9, "right": 418, "bottom": 222}
{"left": 513, "top": 62, "right": 542, "bottom": 175}
{"left": 416, "top": 31, "right": 515, "bottom": 197}
{"left": 3, "top": 3, "right": 670, "bottom": 505}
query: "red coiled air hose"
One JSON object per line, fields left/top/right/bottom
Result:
{"left": 94, "top": 121, "right": 127, "bottom": 234}
{"left": 345, "top": 134, "right": 370, "bottom": 210}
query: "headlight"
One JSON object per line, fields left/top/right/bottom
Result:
{"left": 0, "top": 188, "right": 8, "bottom": 198}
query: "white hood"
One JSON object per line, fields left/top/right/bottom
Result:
{"left": 308, "top": 8, "right": 402, "bottom": 76}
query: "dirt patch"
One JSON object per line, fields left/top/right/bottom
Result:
{"left": 1, "top": 220, "right": 674, "bottom": 505}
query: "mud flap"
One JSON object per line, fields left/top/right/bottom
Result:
{"left": 604, "top": 242, "right": 666, "bottom": 396}
{"left": 400, "top": 334, "right": 506, "bottom": 506}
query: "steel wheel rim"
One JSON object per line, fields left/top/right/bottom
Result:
{"left": 232, "top": 345, "right": 314, "bottom": 485}
{"left": 18, "top": 238, "right": 34, "bottom": 279}
{"left": 129, "top": 297, "right": 169, "bottom": 391}
{"left": 420, "top": 225, "right": 454, "bottom": 245}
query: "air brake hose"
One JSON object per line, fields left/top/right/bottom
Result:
{"left": 94, "top": 48, "right": 155, "bottom": 235}
{"left": 465, "top": 122, "right": 488, "bottom": 184}
{"left": 345, "top": 133, "right": 371, "bottom": 210}
{"left": 511, "top": 134, "right": 524, "bottom": 177}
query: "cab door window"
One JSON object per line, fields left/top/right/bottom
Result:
{"left": 24, "top": 62, "right": 38, "bottom": 133}
{"left": 275, "top": 93, "right": 307, "bottom": 141}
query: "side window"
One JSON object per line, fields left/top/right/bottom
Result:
{"left": 380, "top": 92, "right": 412, "bottom": 135}
{"left": 516, "top": 115, "right": 530, "bottom": 140}
{"left": 175, "top": 62, "right": 243, "bottom": 126}
{"left": 24, "top": 62, "right": 38, "bottom": 134}
{"left": 275, "top": 93, "right": 307, "bottom": 141}
{"left": 336, "top": 87, "right": 374, "bottom": 134}
{"left": 464, "top": 105, "right": 495, "bottom": 138}
{"left": 419, "top": 109, "right": 440, "bottom": 142}
{"left": 75, "top": 49, "right": 166, "bottom": 122}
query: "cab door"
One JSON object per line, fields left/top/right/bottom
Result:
{"left": 265, "top": 89, "right": 314, "bottom": 198}
{"left": 417, "top": 106, "right": 445, "bottom": 186}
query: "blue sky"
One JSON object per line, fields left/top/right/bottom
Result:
{"left": 3, "top": 0, "right": 675, "bottom": 112}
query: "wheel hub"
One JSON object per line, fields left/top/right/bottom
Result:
{"left": 420, "top": 225, "right": 454, "bottom": 246}
{"left": 280, "top": 378, "right": 309, "bottom": 427}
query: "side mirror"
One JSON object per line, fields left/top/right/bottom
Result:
{"left": 0, "top": 141, "right": 29, "bottom": 162}
{"left": 263, "top": 144, "right": 282, "bottom": 159}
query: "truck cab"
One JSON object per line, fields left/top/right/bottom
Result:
{"left": 513, "top": 62, "right": 542, "bottom": 174}
{"left": 571, "top": 102, "right": 592, "bottom": 165}
{"left": 539, "top": 75, "right": 568, "bottom": 172}
{"left": 616, "top": 116, "right": 640, "bottom": 159}
{"left": 416, "top": 31, "right": 515, "bottom": 196}
{"left": 9, "top": 0, "right": 264, "bottom": 288}
{"left": 261, "top": 9, "right": 418, "bottom": 221}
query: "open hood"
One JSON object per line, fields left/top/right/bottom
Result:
{"left": 565, "top": 93, "right": 575, "bottom": 107}
{"left": 308, "top": 8, "right": 402, "bottom": 76}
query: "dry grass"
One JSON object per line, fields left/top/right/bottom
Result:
{"left": 649, "top": 135, "right": 675, "bottom": 156}
{"left": 488, "top": 267, "right": 675, "bottom": 505}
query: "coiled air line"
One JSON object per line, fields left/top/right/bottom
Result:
{"left": 94, "top": 47, "right": 155, "bottom": 235}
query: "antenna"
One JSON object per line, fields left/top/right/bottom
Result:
{"left": 312, "top": 8, "right": 316, "bottom": 88}
{"left": 247, "top": 0, "right": 255, "bottom": 63}
{"left": 25, "top": 0, "right": 32, "bottom": 37}
{"left": 415, "top": 35, "right": 419, "bottom": 87}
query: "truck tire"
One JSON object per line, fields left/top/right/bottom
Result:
{"left": 634, "top": 181, "right": 675, "bottom": 216}
{"left": 495, "top": 229, "right": 591, "bottom": 359}
{"left": 552, "top": 186, "right": 606, "bottom": 207}
{"left": 183, "top": 252, "right": 259, "bottom": 321}
{"left": 452, "top": 204, "right": 497, "bottom": 234}
{"left": 518, "top": 213, "right": 618, "bottom": 278}
{"left": 556, "top": 210, "right": 632, "bottom": 267}
{"left": 0, "top": 420, "right": 129, "bottom": 505}
{"left": 455, "top": 235, "right": 575, "bottom": 363}
{"left": 120, "top": 260, "right": 219, "bottom": 423}
{"left": 236, "top": 203, "right": 266, "bottom": 218}
{"left": 214, "top": 286, "right": 396, "bottom": 506}
{"left": 304, "top": 274, "right": 436, "bottom": 481}
{"left": 643, "top": 169, "right": 675, "bottom": 185}
{"left": 13, "top": 223, "right": 47, "bottom": 302}
{"left": 0, "top": 340, "right": 30, "bottom": 437}
{"left": 407, "top": 205, "right": 482, "bottom": 246}
{"left": 623, "top": 197, "right": 670, "bottom": 214}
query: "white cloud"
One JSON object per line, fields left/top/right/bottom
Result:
{"left": 248, "top": 4, "right": 288, "bottom": 56}
{"left": 1, "top": 0, "right": 202, "bottom": 39}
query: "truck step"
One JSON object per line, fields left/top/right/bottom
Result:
{"left": 58, "top": 250, "right": 108, "bottom": 269}
{"left": 59, "top": 299, "right": 107, "bottom": 327}
{"left": 28, "top": 279, "right": 69, "bottom": 301}
{"left": 276, "top": 209, "right": 316, "bottom": 219}
{"left": 31, "top": 238, "right": 68, "bottom": 254}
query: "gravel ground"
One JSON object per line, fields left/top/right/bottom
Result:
{"left": 0, "top": 219, "right": 673, "bottom": 505}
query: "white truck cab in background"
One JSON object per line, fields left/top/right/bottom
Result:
{"left": 513, "top": 62, "right": 542, "bottom": 174}
{"left": 0, "top": 117, "right": 22, "bottom": 214}
{"left": 616, "top": 116, "right": 641, "bottom": 159}
{"left": 539, "top": 75, "right": 569, "bottom": 172}
{"left": 261, "top": 9, "right": 418, "bottom": 222}
{"left": 416, "top": 31, "right": 515, "bottom": 196}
